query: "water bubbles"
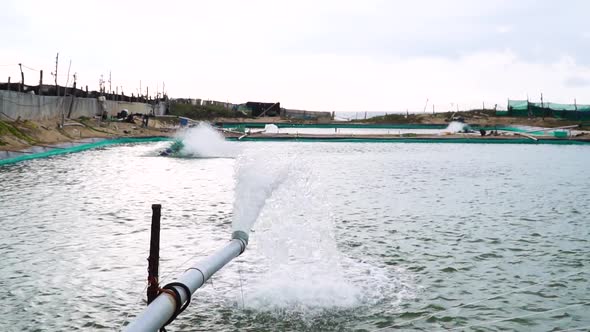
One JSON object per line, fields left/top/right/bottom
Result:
{"left": 239, "top": 158, "right": 416, "bottom": 318}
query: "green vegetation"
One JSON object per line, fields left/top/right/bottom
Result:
{"left": 359, "top": 113, "right": 424, "bottom": 124}
{"left": 170, "top": 103, "right": 248, "bottom": 120}
{"left": 437, "top": 109, "right": 496, "bottom": 119}
{"left": 0, "top": 120, "right": 37, "bottom": 144}
{"left": 21, "top": 120, "right": 38, "bottom": 130}
{"left": 361, "top": 109, "right": 497, "bottom": 124}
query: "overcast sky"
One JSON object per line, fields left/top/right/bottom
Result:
{"left": 2, "top": 0, "right": 590, "bottom": 112}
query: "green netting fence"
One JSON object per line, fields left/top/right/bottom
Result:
{"left": 499, "top": 100, "right": 590, "bottom": 120}
{"left": 0, "top": 137, "right": 171, "bottom": 167}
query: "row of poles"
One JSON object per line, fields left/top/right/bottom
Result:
{"left": 3, "top": 53, "right": 166, "bottom": 101}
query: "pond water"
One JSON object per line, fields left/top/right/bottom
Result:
{"left": 1, "top": 141, "right": 589, "bottom": 331}
{"left": 261, "top": 127, "right": 444, "bottom": 135}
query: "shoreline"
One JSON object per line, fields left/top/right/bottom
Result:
{"left": 2, "top": 115, "right": 590, "bottom": 158}
{"left": 0, "top": 116, "right": 177, "bottom": 153}
{"left": 224, "top": 132, "right": 590, "bottom": 144}
{"left": 0, "top": 136, "right": 172, "bottom": 166}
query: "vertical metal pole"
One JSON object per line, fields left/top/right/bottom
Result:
{"left": 18, "top": 64, "right": 23, "bottom": 92}
{"left": 147, "top": 204, "right": 161, "bottom": 304}
{"left": 54, "top": 53, "right": 59, "bottom": 97}
{"left": 39, "top": 70, "right": 43, "bottom": 95}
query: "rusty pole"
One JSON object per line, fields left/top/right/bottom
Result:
{"left": 147, "top": 204, "right": 161, "bottom": 304}
{"left": 38, "top": 70, "right": 43, "bottom": 95}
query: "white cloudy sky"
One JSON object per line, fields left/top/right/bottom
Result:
{"left": 2, "top": 0, "right": 590, "bottom": 112}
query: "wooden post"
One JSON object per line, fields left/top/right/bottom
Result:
{"left": 7, "top": 77, "right": 10, "bottom": 91}
{"left": 18, "top": 63, "right": 24, "bottom": 92}
{"left": 147, "top": 204, "right": 161, "bottom": 305}
{"left": 38, "top": 70, "right": 43, "bottom": 95}
{"left": 574, "top": 98, "right": 577, "bottom": 111}
{"left": 64, "top": 60, "right": 71, "bottom": 98}
{"left": 54, "top": 53, "right": 59, "bottom": 97}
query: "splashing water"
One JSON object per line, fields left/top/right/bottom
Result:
{"left": 241, "top": 160, "right": 416, "bottom": 317}
{"left": 443, "top": 121, "right": 470, "bottom": 134}
{"left": 228, "top": 150, "right": 415, "bottom": 317}
{"left": 231, "top": 151, "right": 291, "bottom": 234}
{"left": 174, "top": 122, "right": 238, "bottom": 158}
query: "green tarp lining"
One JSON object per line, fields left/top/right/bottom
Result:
{"left": 227, "top": 136, "right": 590, "bottom": 145}
{"left": 219, "top": 123, "right": 449, "bottom": 130}
{"left": 0, "top": 137, "right": 171, "bottom": 167}
{"left": 3, "top": 134, "right": 588, "bottom": 167}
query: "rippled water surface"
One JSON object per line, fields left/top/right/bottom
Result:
{"left": 1, "top": 142, "right": 589, "bottom": 331}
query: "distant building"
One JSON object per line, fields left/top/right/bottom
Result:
{"left": 244, "top": 102, "right": 281, "bottom": 117}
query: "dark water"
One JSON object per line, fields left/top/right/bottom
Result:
{"left": 0, "top": 142, "right": 589, "bottom": 331}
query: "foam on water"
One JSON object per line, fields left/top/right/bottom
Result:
{"left": 175, "top": 122, "right": 238, "bottom": 158}
{"left": 241, "top": 160, "right": 416, "bottom": 317}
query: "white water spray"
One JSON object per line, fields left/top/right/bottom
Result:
{"left": 443, "top": 121, "right": 470, "bottom": 134}
{"left": 227, "top": 149, "right": 415, "bottom": 316}
{"left": 175, "top": 122, "right": 238, "bottom": 158}
{"left": 243, "top": 164, "right": 362, "bottom": 312}
{"left": 231, "top": 152, "right": 291, "bottom": 234}
{"left": 237, "top": 160, "right": 415, "bottom": 316}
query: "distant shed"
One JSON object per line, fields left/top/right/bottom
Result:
{"left": 245, "top": 102, "right": 281, "bottom": 117}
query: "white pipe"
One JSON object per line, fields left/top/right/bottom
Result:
{"left": 514, "top": 132, "right": 538, "bottom": 141}
{"left": 523, "top": 124, "right": 579, "bottom": 133}
{"left": 123, "top": 231, "right": 248, "bottom": 332}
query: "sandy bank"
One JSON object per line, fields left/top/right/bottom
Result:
{"left": 0, "top": 116, "right": 178, "bottom": 153}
